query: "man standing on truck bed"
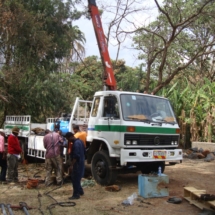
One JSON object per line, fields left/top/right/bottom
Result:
{"left": 43, "top": 129, "right": 63, "bottom": 186}
{"left": 7, "top": 127, "right": 22, "bottom": 182}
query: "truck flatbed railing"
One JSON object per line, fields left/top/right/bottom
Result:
{"left": 5, "top": 115, "right": 31, "bottom": 124}
{"left": 69, "top": 97, "right": 92, "bottom": 132}
{"left": 4, "top": 115, "right": 31, "bottom": 136}
{"left": 46, "top": 117, "right": 65, "bottom": 123}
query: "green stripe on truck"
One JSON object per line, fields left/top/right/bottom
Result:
{"left": 94, "top": 125, "right": 177, "bottom": 134}
{"left": 5, "top": 125, "right": 30, "bottom": 131}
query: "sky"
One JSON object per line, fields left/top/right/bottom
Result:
{"left": 74, "top": 0, "right": 161, "bottom": 68}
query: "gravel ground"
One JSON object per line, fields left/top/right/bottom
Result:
{"left": 0, "top": 158, "right": 214, "bottom": 215}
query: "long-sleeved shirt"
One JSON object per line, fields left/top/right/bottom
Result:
{"left": 8, "top": 134, "right": 22, "bottom": 154}
{"left": 43, "top": 132, "right": 62, "bottom": 159}
{"left": 0, "top": 135, "right": 4, "bottom": 152}
{"left": 70, "top": 139, "right": 85, "bottom": 163}
{"left": 70, "top": 139, "right": 85, "bottom": 178}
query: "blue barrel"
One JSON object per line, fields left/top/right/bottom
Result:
{"left": 59, "top": 121, "right": 69, "bottom": 135}
{"left": 51, "top": 120, "right": 69, "bottom": 135}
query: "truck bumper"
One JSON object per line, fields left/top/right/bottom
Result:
{"left": 120, "top": 148, "right": 183, "bottom": 166}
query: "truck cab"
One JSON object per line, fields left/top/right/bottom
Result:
{"left": 82, "top": 91, "right": 182, "bottom": 185}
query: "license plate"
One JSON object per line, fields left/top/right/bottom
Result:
{"left": 153, "top": 151, "right": 166, "bottom": 159}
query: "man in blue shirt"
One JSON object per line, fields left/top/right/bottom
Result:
{"left": 65, "top": 132, "right": 85, "bottom": 199}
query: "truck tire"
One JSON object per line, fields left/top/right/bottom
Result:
{"left": 140, "top": 161, "right": 165, "bottom": 174}
{"left": 91, "top": 151, "right": 118, "bottom": 186}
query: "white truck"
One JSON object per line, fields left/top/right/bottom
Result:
{"left": 4, "top": 92, "right": 182, "bottom": 185}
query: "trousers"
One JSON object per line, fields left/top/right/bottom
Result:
{"left": 0, "top": 153, "right": 7, "bottom": 181}
{"left": 7, "top": 154, "right": 18, "bottom": 181}
{"left": 45, "top": 155, "right": 63, "bottom": 186}
{"left": 71, "top": 160, "right": 84, "bottom": 197}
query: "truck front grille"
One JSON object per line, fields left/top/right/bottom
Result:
{"left": 124, "top": 134, "right": 179, "bottom": 146}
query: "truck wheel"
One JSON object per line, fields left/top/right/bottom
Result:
{"left": 140, "top": 161, "right": 165, "bottom": 174}
{"left": 91, "top": 151, "right": 118, "bottom": 186}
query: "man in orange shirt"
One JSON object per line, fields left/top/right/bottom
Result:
{"left": 73, "top": 125, "right": 87, "bottom": 148}
{"left": 67, "top": 125, "right": 86, "bottom": 162}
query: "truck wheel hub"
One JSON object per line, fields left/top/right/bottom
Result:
{"left": 95, "top": 160, "right": 106, "bottom": 178}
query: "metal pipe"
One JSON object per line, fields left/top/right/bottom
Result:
{"left": 22, "top": 206, "right": 30, "bottom": 215}
{"left": 6, "top": 204, "right": 14, "bottom": 215}
{"left": 19, "top": 202, "right": 30, "bottom": 215}
{"left": 0, "top": 204, "right": 7, "bottom": 215}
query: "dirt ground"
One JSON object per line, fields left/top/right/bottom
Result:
{"left": 0, "top": 158, "right": 215, "bottom": 215}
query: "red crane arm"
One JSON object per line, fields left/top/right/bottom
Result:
{"left": 88, "top": 0, "right": 117, "bottom": 90}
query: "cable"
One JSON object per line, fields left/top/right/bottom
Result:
{"left": 44, "top": 185, "right": 76, "bottom": 215}
{"left": 47, "top": 201, "right": 76, "bottom": 214}
{"left": 33, "top": 169, "right": 43, "bottom": 178}
{"left": 36, "top": 188, "right": 45, "bottom": 215}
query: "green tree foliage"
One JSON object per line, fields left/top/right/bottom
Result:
{"left": 71, "top": 56, "right": 141, "bottom": 100}
{"left": 133, "top": 0, "right": 215, "bottom": 94}
{"left": 114, "top": 60, "right": 143, "bottom": 92}
{"left": 71, "top": 56, "right": 103, "bottom": 100}
{"left": 0, "top": 0, "right": 85, "bottom": 123}
{"left": 156, "top": 75, "right": 215, "bottom": 142}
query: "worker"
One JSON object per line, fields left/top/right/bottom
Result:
{"left": 67, "top": 124, "right": 86, "bottom": 160}
{"left": 0, "top": 129, "right": 7, "bottom": 183}
{"left": 57, "top": 130, "right": 67, "bottom": 178}
{"left": 7, "top": 127, "right": 22, "bottom": 182}
{"left": 43, "top": 129, "right": 63, "bottom": 186}
{"left": 72, "top": 125, "right": 87, "bottom": 147}
{"left": 57, "top": 130, "right": 67, "bottom": 157}
{"left": 54, "top": 118, "right": 61, "bottom": 132}
{"left": 65, "top": 132, "right": 85, "bottom": 200}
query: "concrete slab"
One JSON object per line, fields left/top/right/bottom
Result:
{"left": 192, "top": 142, "right": 215, "bottom": 152}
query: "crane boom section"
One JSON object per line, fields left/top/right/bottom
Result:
{"left": 88, "top": 0, "right": 117, "bottom": 90}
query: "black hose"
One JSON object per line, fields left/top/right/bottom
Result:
{"left": 44, "top": 185, "right": 76, "bottom": 215}
{"left": 47, "top": 202, "right": 76, "bottom": 214}
{"left": 36, "top": 189, "right": 45, "bottom": 215}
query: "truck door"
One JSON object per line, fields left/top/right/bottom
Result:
{"left": 97, "top": 95, "right": 121, "bottom": 147}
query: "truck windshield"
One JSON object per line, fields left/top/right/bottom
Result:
{"left": 120, "top": 94, "right": 176, "bottom": 124}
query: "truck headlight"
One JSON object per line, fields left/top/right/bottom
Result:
{"left": 174, "top": 141, "right": 177, "bottom": 145}
{"left": 132, "top": 140, "right": 138, "bottom": 145}
{"left": 126, "top": 140, "right": 131, "bottom": 145}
